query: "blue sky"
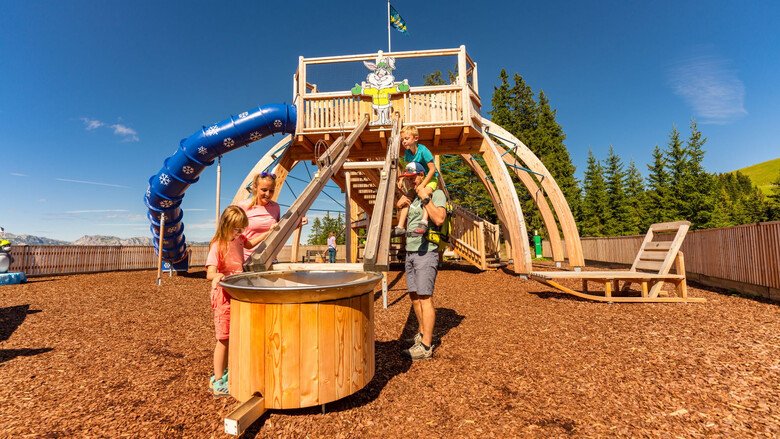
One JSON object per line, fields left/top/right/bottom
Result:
{"left": 2, "top": 1, "right": 778, "bottom": 242}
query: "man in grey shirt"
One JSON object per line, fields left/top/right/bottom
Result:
{"left": 398, "top": 162, "right": 447, "bottom": 360}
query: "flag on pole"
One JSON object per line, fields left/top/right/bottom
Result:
{"left": 390, "top": 5, "right": 408, "bottom": 35}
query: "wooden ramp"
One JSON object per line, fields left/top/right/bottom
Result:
{"left": 530, "top": 221, "right": 706, "bottom": 303}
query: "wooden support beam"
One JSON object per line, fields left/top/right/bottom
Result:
{"left": 244, "top": 115, "right": 369, "bottom": 272}
{"left": 297, "top": 135, "right": 313, "bottom": 152}
{"left": 379, "top": 130, "right": 387, "bottom": 149}
{"left": 224, "top": 395, "right": 266, "bottom": 436}
{"left": 343, "top": 161, "right": 385, "bottom": 170}
{"left": 433, "top": 128, "right": 441, "bottom": 148}
{"left": 363, "top": 120, "right": 401, "bottom": 271}
{"left": 354, "top": 136, "right": 363, "bottom": 150}
{"left": 231, "top": 135, "right": 293, "bottom": 206}
{"left": 458, "top": 126, "right": 470, "bottom": 146}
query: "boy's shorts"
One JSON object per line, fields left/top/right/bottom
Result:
{"left": 211, "top": 285, "right": 231, "bottom": 340}
{"left": 425, "top": 180, "right": 438, "bottom": 191}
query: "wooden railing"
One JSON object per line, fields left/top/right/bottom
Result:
{"left": 7, "top": 244, "right": 347, "bottom": 277}
{"left": 542, "top": 221, "right": 780, "bottom": 299}
{"left": 295, "top": 47, "right": 479, "bottom": 133}
{"left": 450, "top": 205, "right": 501, "bottom": 270}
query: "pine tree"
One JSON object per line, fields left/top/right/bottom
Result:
{"left": 580, "top": 149, "right": 609, "bottom": 236}
{"left": 681, "top": 120, "right": 715, "bottom": 229}
{"left": 645, "top": 146, "right": 671, "bottom": 227}
{"left": 768, "top": 171, "right": 780, "bottom": 220}
{"left": 534, "top": 90, "right": 581, "bottom": 222}
{"left": 664, "top": 126, "right": 687, "bottom": 221}
{"left": 624, "top": 159, "right": 645, "bottom": 235}
{"left": 602, "top": 146, "right": 631, "bottom": 235}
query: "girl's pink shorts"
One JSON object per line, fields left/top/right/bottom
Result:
{"left": 211, "top": 285, "right": 231, "bottom": 340}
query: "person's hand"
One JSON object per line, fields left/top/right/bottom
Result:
{"left": 415, "top": 185, "right": 428, "bottom": 199}
{"left": 211, "top": 273, "right": 225, "bottom": 289}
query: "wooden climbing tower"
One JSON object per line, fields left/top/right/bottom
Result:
{"left": 234, "top": 46, "right": 585, "bottom": 274}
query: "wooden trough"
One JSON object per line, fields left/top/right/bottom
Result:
{"left": 219, "top": 269, "right": 383, "bottom": 435}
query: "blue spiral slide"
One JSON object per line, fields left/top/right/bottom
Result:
{"left": 145, "top": 103, "right": 296, "bottom": 265}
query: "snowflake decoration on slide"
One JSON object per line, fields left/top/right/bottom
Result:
{"left": 206, "top": 125, "right": 219, "bottom": 136}
{"left": 159, "top": 174, "right": 171, "bottom": 186}
{"left": 198, "top": 146, "right": 208, "bottom": 156}
{"left": 249, "top": 131, "right": 262, "bottom": 141}
{"left": 238, "top": 112, "right": 249, "bottom": 118}
{"left": 273, "top": 120, "right": 282, "bottom": 128}
{"left": 223, "top": 137, "right": 235, "bottom": 148}
{"left": 167, "top": 227, "right": 177, "bottom": 234}
{"left": 146, "top": 187, "right": 151, "bottom": 198}
{"left": 182, "top": 166, "right": 194, "bottom": 175}
{"left": 159, "top": 200, "right": 174, "bottom": 208}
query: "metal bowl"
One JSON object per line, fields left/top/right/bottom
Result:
{"left": 219, "top": 269, "right": 383, "bottom": 304}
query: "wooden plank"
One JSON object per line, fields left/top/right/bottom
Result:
{"left": 239, "top": 301, "right": 252, "bottom": 401}
{"left": 334, "top": 299, "right": 351, "bottom": 399}
{"left": 250, "top": 303, "right": 265, "bottom": 399}
{"left": 224, "top": 395, "right": 266, "bottom": 436}
{"left": 228, "top": 299, "right": 242, "bottom": 398}
{"left": 281, "top": 304, "right": 301, "bottom": 408}
{"left": 299, "top": 303, "right": 319, "bottom": 407}
{"left": 361, "top": 292, "right": 373, "bottom": 385}
{"left": 350, "top": 296, "right": 363, "bottom": 392}
{"left": 318, "top": 301, "right": 336, "bottom": 404}
{"left": 265, "top": 304, "right": 283, "bottom": 409}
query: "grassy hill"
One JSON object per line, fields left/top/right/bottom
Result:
{"left": 733, "top": 157, "right": 780, "bottom": 195}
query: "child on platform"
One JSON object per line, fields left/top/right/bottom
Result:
{"left": 393, "top": 125, "right": 439, "bottom": 237}
{"left": 205, "top": 205, "right": 272, "bottom": 397}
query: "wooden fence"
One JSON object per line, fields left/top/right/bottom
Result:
{"left": 542, "top": 221, "right": 780, "bottom": 300}
{"left": 6, "top": 244, "right": 347, "bottom": 277}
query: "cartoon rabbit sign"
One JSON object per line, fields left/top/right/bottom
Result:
{"left": 351, "top": 56, "right": 410, "bottom": 126}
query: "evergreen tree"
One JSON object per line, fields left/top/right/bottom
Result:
{"left": 768, "top": 171, "right": 780, "bottom": 220}
{"left": 645, "top": 146, "right": 671, "bottom": 227}
{"left": 534, "top": 90, "right": 581, "bottom": 222}
{"left": 602, "top": 145, "right": 631, "bottom": 235}
{"left": 306, "top": 214, "right": 345, "bottom": 245}
{"left": 681, "top": 120, "right": 716, "bottom": 229}
{"left": 624, "top": 159, "right": 645, "bottom": 235}
{"left": 580, "top": 149, "right": 609, "bottom": 236}
{"left": 664, "top": 126, "right": 687, "bottom": 221}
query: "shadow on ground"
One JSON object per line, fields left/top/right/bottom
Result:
{"left": 0, "top": 304, "right": 52, "bottom": 364}
{"left": 242, "top": 306, "right": 465, "bottom": 437}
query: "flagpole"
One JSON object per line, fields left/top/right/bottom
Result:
{"left": 387, "top": 0, "right": 391, "bottom": 52}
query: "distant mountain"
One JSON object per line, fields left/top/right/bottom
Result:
{"left": 0, "top": 232, "right": 71, "bottom": 246}
{"left": 733, "top": 157, "right": 780, "bottom": 195}
{"left": 73, "top": 235, "right": 155, "bottom": 246}
{"left": 0, "top": 232, "right": 207, "bottom": 246}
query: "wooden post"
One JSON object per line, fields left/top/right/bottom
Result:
{"left": 345, "top": 171, "right": 352, "bottom": 263}
{"left": 156, "top": 213, "right": 165, "bottom": 286}
{"left": 216, "top": 156, "right": 222, "bottom": 228}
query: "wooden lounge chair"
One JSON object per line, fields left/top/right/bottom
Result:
{"left": 529, "top": 221, "right": 705, "bottom": 303}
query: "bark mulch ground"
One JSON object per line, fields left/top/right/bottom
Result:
{"left": 1, "top": 262, "right": 779, "bottom": 438}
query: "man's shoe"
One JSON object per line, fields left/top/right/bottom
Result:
{"left": 403, "top": 342, "right": 433, "bottom": 361}
{"left": 391, "top": 227, "right": 406, "bottom": 237}
{"left": 404, "top": 332, "right": 423, "bottom": 345}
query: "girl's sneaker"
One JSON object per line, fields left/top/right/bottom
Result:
{"left": 209, "top": 374, "right": 230, "bottom": 398}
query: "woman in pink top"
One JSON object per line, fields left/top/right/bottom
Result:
{"left": 205, "top": 206, "right": 268, "bottom": 397}
{"left": 235, "top": 172, "right": 281, "bottom": 260}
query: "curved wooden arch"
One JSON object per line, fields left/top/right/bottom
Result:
{"left": 480, "top": 135, "right": 532, "bottom": 274}
{"left": 481, "top": 118, "right": 584, "bottom": 268}
{"left": 491, "top": 141, "right": 565, "bottom": 265}
{"left": 230, "top": 134, "right": 294, "bottom": 206}
{"left": 459, "top": 154, "right": 513, "bottom": 258}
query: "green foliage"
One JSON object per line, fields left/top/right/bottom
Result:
{"left": 580, "top": 150, "right": 609, "bottom": 236}
{"left": 733, "top": 158, "right": 780, "bottom": 196}
{"left": 306, "top": 214, "right": 345, "bottom": 245}
{"left": 423, "top": 70, "right": 457, "bottom": 86}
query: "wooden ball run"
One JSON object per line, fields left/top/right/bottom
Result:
{"left": 220, "top": 270, "right": 383, "bottom": 408}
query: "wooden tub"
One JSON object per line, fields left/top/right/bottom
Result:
{"left": 220, "top": 270, "right": 382, "bottom": 408}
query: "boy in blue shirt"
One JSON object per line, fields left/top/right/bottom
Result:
{"left": 393, "top": 126, "right": 439, "bottom": 237}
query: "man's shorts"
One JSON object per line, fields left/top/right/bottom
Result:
{"left": 405, "top": 250, "right": 439, "bottom": 296}
{"left": 211, "top": 285, "right": 231, "bottom": 340}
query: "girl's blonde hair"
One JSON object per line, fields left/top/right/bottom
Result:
{"left": 248, "top": 172, "right": 276, "bottom": 208}
{"left": 209, "top": 205, "right": 249, "bottom": 264}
